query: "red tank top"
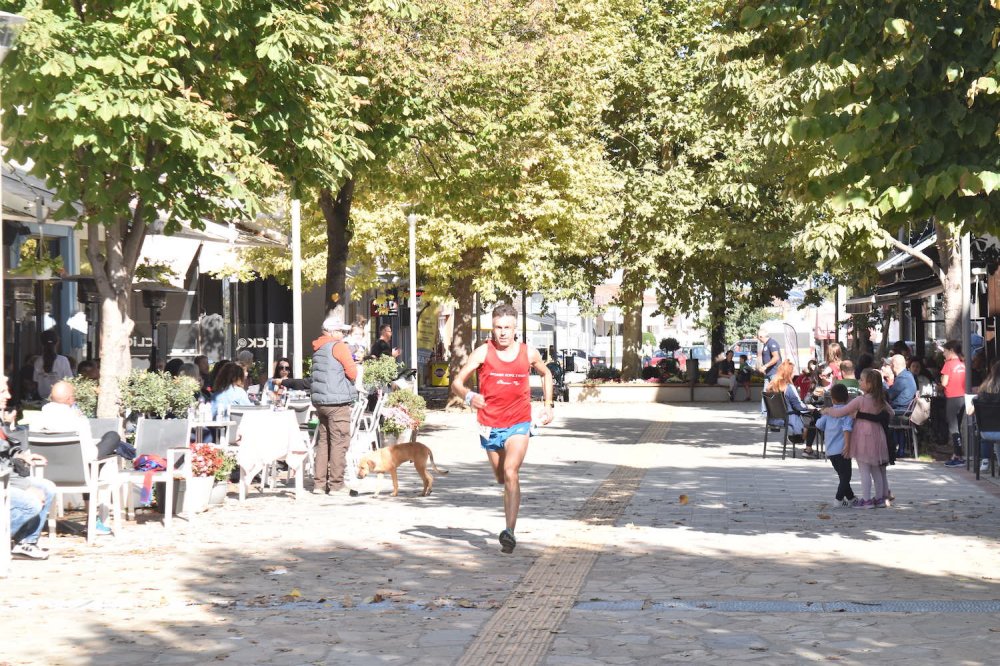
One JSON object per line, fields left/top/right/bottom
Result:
{"left": 477, "top": 341, "right": 532, "bottom": 428}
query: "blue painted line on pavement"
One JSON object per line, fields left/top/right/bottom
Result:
{"left": 574, "top": 599, "right": 1000, "bottom": 613}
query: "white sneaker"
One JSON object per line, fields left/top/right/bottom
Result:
{"left": 980, "top": 459, "right": 991, "bottom": 472}
{"left": 11, "top": 542, "right": 49, "bottom": 560}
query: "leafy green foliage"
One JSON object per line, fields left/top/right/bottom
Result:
{"left": 66, "top": 376, "right": 99, "bottom": 418}
{"left": 119, "top": 371, "right": 198, "bottom": 418}
{"left": 660, "top": 337, "right": 681, "bottom": 354}
{"left": 362, "top": 354, "right": 400, "bottom": 389}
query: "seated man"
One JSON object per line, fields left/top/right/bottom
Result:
{"left": 834, "top": 360, "right": 861, "bottom": 394}
{"left": 36, "top": 380, "right": 115, "bottom": 535}
{"left": 706, "top": 350, "right": 737, "bottom": 400}
{"left": 2, "top": 374, "right": 56, "bottom": 559}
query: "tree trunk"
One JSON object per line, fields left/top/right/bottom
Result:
{"left": 446, "top": 268, "right": 476, "bottom": 409}
{"left": 96, "top": 296, "right": 135, "bottom": 417}
{"left": 620, "top": 292, "right": 643, "bottom": 382}
{"left": 709, "top": 284, "right": 727, "bottom": 360}
{"left": 937, "top": 221, "right": 963, "bottom": 343}
{"left": 90, "top": 217, "right": 145, "bottom": 418}
{"left": 319, "top": 179, "right": 354, "bottom": 316}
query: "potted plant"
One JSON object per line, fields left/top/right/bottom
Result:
{"left": 362, "top": 354, "right": 400, "bottom": 390}
{"left": 66, "top": 376, "right": 99, "bottom": 417}
{"left": 119, "top": 370, "right": 199, "bottom": 418}
{"left": 380, "top": 405, "right": 418, "bottom": 445}
{"left": 210, "top": 452, "right": 237, "bottom": 505}
{"left": 174, "top": 443, "right": 226, "bottom": 515}
{"left": 10, "top": 239, "right": 63, "bottom": 279}
{"left": 381, "top": 390, "right": 426, "bottom": 444}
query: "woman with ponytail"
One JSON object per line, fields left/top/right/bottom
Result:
{"left": 32, "top": 329, "right": 72, "bottom": 400}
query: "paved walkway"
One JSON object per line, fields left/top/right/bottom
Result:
{"left": 2, "top": 402, "right": 999, "bottom": 665}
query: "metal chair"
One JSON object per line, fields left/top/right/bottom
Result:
{"left": 762, "top": 391, "right": 804, "bottom": 460}
{"left": 972, "top": 397, "right": 1000, "bottom": 480}
{"left": 889, "top": 397, "right": 918, "bottom": 459}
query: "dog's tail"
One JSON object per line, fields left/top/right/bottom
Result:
{"left": 428, "top": 451, "right": 449, "bottom": 476}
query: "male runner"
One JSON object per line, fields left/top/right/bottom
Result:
{"left": 452, "top": 303, "right": 554, "bottom": 553}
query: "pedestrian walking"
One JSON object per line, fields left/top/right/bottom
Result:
{"left": 822, "top": 368, "right": 893, "bottom": 509}
{"left": 310, "top": 310, "right": 358, "bottom": 495}
{"left": 452, "top": 303, "right": 554, "bottom": 553}
{"left": 941, "top": 340, "right": 967, "bottom": 467}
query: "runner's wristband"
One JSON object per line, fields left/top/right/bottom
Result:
{"left": 465, "top": 391, "right": 477, "bottom": 406}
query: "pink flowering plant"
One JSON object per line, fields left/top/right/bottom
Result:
{"left": 189, "top": 443, "right": 225, "bottom": 478}
{"left": 381, "top": 390, "right": 427, "bottom": 436}
{"left": 381, "top": 405, "right": 418, "bottom": 436}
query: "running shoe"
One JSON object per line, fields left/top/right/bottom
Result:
{"left": 94, "top": 518, "right": 112, "bottom": 536}
{"left": 11, "top": 542, "right": 49, "bottom": 560}
{"left": 944, "top": 459, "right": 965, "bottom": 467}
{"left": 874, "top": 497, "right": 889, "bottom": 508}
{"left": 499, "top": 529, "right": 516, "bottom": 554}
{"left": 852, "top": 499, "right": 873, "bottom": 509}
{"left": 839, "top": 499, "right": 852, "bottom": 508}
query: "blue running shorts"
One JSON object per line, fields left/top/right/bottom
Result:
{"left": 479, "top": 421, "right": 532, "bottom": 451}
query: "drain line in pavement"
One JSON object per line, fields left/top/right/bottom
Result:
{"left": 457, "top": 418, "right": 669, "bottom": 666}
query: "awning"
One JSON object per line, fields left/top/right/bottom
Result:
{"left": 845, "top": 295, "right": 874, "bottom": 315}
{"left": 136, "top": 235, "right": 202, "bottom": 288}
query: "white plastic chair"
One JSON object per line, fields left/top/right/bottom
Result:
{"left": 27, "top": 431, "right": 124, "bottom": 546}
{"left": 121, "top": 418, "right": 190, "bottom": 527}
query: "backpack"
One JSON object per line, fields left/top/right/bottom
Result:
{"left": 134, "top": 455, "right": 168, "bottom": 505}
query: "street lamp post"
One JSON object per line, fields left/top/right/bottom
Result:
{"left": 407, "top": 213, "right": 418, "bottom": 394}
{"left": 0, "top": 11, "right": 27, "bottom": 375}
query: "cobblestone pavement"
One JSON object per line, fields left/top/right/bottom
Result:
{"left": 2, "top": 402, "right": 999, "bottom": 665}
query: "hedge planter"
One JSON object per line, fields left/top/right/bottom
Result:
{"left": 568, "top": 383, "right": 763, "bottom": 404}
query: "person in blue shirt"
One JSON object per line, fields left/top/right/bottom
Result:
{"left": 757, "top": 327, "right": 782, "bottom": 415}
{"left": 815, "top": 383, "right": 856, "bottom": 506}
{"left": 886, "top": 354, "right": 916, "bottom": 412}
{"left": 885, "top": 354, "right": 917, "bottom": 457}
{"left": 211, "top": 362, "right": 252, "bottom": 419}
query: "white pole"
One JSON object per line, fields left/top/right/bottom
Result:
{"left": 267, "top": 322, "right": 275, "bottom": 378}
{"left": 282, "top": 322, "right": 288, "bottom": 360}
{"left": 291, "top": 198, "right": 303, "bottom": 378}
{"left": 408, "top": 213, "right": 418, "bottom": 394}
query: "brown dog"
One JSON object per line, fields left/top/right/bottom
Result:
{"left": 356, "top": 442, "right": 448, "bottom": 497}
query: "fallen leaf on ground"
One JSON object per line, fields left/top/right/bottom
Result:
{"left": 679, "top": 494, "right": 689, "bottom": 505}
{"left": 818, "top": 514, "right": 831, "bottom": 520}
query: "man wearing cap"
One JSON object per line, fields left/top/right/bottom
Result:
{"left": 310, "top": 310, "right": 359, "bottom": 494}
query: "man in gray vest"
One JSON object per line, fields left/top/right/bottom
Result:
{"left": 311, "top": 311, "right": 358, "bottom": 494}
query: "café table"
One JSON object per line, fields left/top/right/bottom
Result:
{"left": 190, "top": 420, "right": 236, "bottom": 447}
{"left": 235, "top": 409, "right": 306, "bottom": 501}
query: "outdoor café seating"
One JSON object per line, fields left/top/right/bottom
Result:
{"left": 762, "top": 391, "right": 798, "bottom": 460}
{"left": 27, "top": 430, "right": 123, "bottom": 546}
{"left": 972, "top": 397, "right": 1000, "bottom": 480}
{"left": 121, "top": 418, "right": 190, "bottom": 528}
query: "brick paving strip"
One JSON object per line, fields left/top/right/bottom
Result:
{"left": 456, "top": 418, "right": 670, "bottom": 666}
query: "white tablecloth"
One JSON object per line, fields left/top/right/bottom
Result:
{"left": 236, "top": 410, "right": 306, "bottom": 500}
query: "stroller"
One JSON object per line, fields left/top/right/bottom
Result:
{"left": 547, "top": 361, "right": 569, "bottom": 402}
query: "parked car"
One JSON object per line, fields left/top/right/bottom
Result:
{"left": 683, "top": 346, "right": 712, "bottom": 367}
{"left": 731, "top": 339, "right": 759, "bottom": 368}
{"left": 561, "top": 348, "right": 589, "bottom": 373}
{"left": 645, "top": 350, "right": 668, "bottom": 368}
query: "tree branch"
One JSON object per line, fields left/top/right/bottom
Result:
{"left": 881, "top": 229, "right": 947, "bottom": 285}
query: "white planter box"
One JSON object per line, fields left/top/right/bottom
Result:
{"left": 567, "top": 383, "right": 763, "bottom": 404}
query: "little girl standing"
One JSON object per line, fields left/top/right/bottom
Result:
{"left": 822, "top": 368, "right": 893, "bottom": 509}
